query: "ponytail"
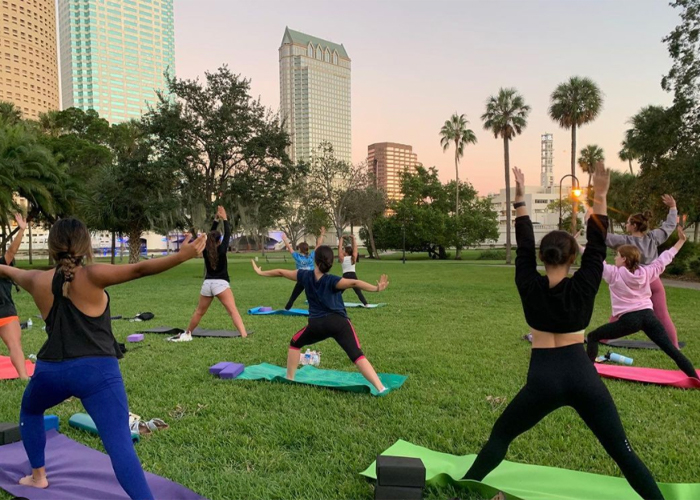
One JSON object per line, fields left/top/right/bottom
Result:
{"left": 58, "top": 254, "right": 83, "bottom": 297}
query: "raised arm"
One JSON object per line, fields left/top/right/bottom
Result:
{"left": 649, "top": 195, "right": 678, "bottom": 245}
{"left": 281, "top": 234, "right": 295, "bottom": 255}
{"left": 4, "top": 214, "right": 27, "bottom": 264}
{"left": 350, "top": 234, "right": 359, "bottom": 264}
{"left": 316, "top": 226, "right": 326, "bottom": 249}
{"left": 86, "top": 234, "right": 207, "bottom": 288}
{"left": 338, "top": 234, "right": 345, "bottom": 262}
{"left": 335, "top": 274, "right": 389, "bottom": 292}
{"left": 646, "top": 225, "right": 686, "bottom": 282}
{"left": 251, "top": 260, "right": 298, "bottom": 281}
{"left": 512, "top": 167, "right": 539, "bottom": 289}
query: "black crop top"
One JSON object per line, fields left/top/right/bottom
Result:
{"left": 204, "top": 220, "right": 231, "bottom": 282}
{"left": 514, "top": 214, "right": 608, "bottom": 333}
{"left": 0, "top": 256, "right": 17, "bottom": 319}
{"left": 37, "top": 270, "right": 122, "bottom": 361}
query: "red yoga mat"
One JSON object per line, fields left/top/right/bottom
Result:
{"left": 0, "top": 355, "right": 34, "bottom": 379}
{"left": 595, "top": 363, "right": 700, "bottom": 389}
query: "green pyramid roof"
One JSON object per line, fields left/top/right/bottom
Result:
{"left": 283, "top": 27, "right": 350, "bottom": 60}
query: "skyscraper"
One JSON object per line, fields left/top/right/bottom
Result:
{"left": 279, "top": 27, "right": 351, "bottom": 165}
{"left": 0, "top": 0, "right": 59, "bottom": 119}
{"left": 367, "top": 142, "right": 419, "bottom": 203}
{"left": 58, "top": 0, "right": 175, "bottom": 123}
{"left": 541, "top": 133, "right": 554, "bottom": 189}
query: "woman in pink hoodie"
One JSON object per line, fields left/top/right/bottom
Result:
{"left": 587, "top": 225, "right": 698, "bottom": 379}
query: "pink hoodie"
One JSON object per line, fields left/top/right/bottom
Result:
{"left": 602, "top": 248, "right": 678, "bottom": 317}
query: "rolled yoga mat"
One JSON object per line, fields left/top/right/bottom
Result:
{"left": 361, "top": 440, "right": 700, "bottom": 500}
{"left": 0, "top": 430, "right": 207, "bottom": 500}
{"left": 595, "top": 364, "right": 700, "bottom": 389}
{"left": 601, "top": 339, "right": 687, "bottom": 350}
{"left": 0, "top": 355, "right": 34, "bottom": 380}
{"left": 247, "top": 307, "right": 309, "bottom": 316}
{"left": 235, "top": 362, "right": 406, "bottom": 396}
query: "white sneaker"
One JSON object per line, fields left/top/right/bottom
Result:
{"left": 168, "top": 331, "right": 192, "bottom": 342}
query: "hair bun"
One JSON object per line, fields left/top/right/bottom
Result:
{"left": 642, "top": 211, "right": 652, "bottom": 221}
{"left": 542, "top": 247, "right": 563, "bottom": 263}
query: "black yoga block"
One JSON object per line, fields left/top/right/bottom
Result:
{"left": 0, "top": 422, "right": 21, "bottom": 445}
{"left": 376, "top": 455, "right": 426, "bottom": 488}
{"left": 375, "top": 485, "right": 423, "bottom": 500}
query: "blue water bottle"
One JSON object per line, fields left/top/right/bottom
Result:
{"left": 608, "top": 352, "right": 633, "bottom": 365}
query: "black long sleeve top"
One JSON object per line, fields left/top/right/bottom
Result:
{"left": 204, "top": 219, "right": 231, "bottom": 282}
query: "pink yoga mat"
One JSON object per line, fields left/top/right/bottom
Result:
{"left": 0, "top": 356, "right": 34, "bottom": 380}
{"left": 595, "top": 364, "right": 700, "bottom": 389}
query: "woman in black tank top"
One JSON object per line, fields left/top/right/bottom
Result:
{"left": 0, "top": 218, "right": 206, "bottom": 499}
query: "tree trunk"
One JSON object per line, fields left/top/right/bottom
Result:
{"left": 570, "top": 124, "right": 578, "bottom": 234}
{"left": 110, "top": 231, "right": 116, "bottom": 265}
{"left": 694, "top": 220, "right": 699, "bottom": 243}
{"left": 128, "top": 228, "right": 142, "bottom": 264}
{"left": 367, "top": 223, "right": 379, "bottom": 260}
{"left": 504, "top": 136, "right": 512, "bottom": 264}
{"left": 628, "top": 159, "right": 634, "bottom": 175}
{"left": 28, "top": 224, "right": 33, "bottom": 265}
{"left": 454, "top": 146, "right": 461, "bottom": 259}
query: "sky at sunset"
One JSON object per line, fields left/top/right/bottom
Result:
{"left": 174, "top": 0, "right": 679, "bottom": 195}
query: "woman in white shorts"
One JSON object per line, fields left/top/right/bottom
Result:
{"left": 169, "top": 206, "right": 248, "bottom": 342}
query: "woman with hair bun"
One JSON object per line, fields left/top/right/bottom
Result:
{"left": 0, "top": 217, "right": 206, "bottom": 498}
{"left": 251, "top": 245, "right": 389, "bottom": 392}
{"left": 605, "top": 195, "right": 680, "bottom": 347}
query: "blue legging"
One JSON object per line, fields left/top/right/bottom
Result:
{"left": 20, "top": 357, "right": 154, "bottom": 500}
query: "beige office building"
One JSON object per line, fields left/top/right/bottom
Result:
{"left": 367, "top": 142, "right": 419, "bottom": 202}
{"left": 0, "top": 0, "right": 59, "bottom": 119}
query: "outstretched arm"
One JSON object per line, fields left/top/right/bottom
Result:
{"left": 4, "top": 214, "right": 27, "bottom": 264}
{"left": 335, "top": 274, "right": 389, "bottom": 292}
{"left": 647, "top": 225, "right": 687, "bottom": 282}
{"left": 351, "top": 234, "right": 358, "bottom": 264}
{"left": 251, "top": 260, "right": 298, "bottom": 281}
{"left": 338, "top": 235, "right": 345, "bottom": 262}
{"left": 649, "top": 195, "right": 678, "bottom": 244}
{"left": 316, "top": 226, "right": 326, "bottom": 249}
{"left": 281, "top": 234, "right": 295, "bottom": 255}
{"left": 86, "top": 234, "right": 207, "bottom": 288}
{"left": 0, "top": 266, "right": 42, "bottom": 295}
{"left": 512, "top": 167, "right": 539, "bottom": 289}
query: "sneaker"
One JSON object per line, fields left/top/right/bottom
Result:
{"left": 168, "top": 331, "right": 192, "bottom": 342}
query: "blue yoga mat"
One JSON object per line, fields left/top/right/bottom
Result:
{"left": 247, "top": 307, "right": 309, "bottom": 316}
{"left": 236, "top": 363, "right": 406, "bottom": 396}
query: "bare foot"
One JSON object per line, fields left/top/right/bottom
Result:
{"left": 19, "top": 474, "right": 48, "bottom": 489}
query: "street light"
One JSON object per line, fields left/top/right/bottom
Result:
{"left": 558, "top": 174, "right": 581, "bottom": 231}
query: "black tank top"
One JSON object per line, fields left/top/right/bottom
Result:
{"left": 37, "top": 269, "right": 122, "bottom": 361}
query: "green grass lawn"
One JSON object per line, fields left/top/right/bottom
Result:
{"left": 1, "top": 258, "right": 699, "bottom": 500}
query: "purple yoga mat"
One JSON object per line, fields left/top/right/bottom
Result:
{"left": 0, "top": 430, "right": 208, "bottom": 500}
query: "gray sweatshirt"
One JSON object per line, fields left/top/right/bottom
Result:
{"left": 605, "top": 208, "right": 677, "bottom": 264}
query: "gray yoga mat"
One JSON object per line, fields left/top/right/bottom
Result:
{"left": 138, "top": 326, "right": 251, "bottom": 338}
{"left": 601, "top": 339, "right": 686, "bottom": 350}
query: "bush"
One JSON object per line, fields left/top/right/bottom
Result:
{"left": 689, "top": 258, "right": 700, "bottom": 276}
{"left": 666, "top": 260, "right": 687, "bottom": 275}
{"left": 478, "top": 249, "right": 506, "bottom": 260}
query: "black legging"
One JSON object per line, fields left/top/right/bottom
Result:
{"left": 341, "top": 271, "right": 368, "bottom": 305}
{"left": 289, "top": 314, "right": 364, "bottom": 362}
{"left": 587, "top": 309, "right": 698, "bottom": 379}
{"left": 285, "top": 282, "right": 306, "bottom": 310}
{"left": 464, "top": 344, "right": 664, "bottom": 500}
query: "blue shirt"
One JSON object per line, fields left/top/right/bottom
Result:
{"left": 292, "top": 251, "right": 315, "bottom": 271}
{"left": 297, "top": 270, "right": 347, "bottom": 319}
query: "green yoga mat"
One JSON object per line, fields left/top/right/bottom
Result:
{"left": 361, "top": 440, "right": 700, "bottom": 500}
{"left": 236, "top": 363, "right": 406, "bottom": 396}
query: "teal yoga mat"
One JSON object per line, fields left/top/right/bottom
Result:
{"left": 305, "top": 301, "right": 386, "bottom": 308}
{"left": 235, "top": 363, "right": 406, "bottom": 396}
{"left": 247, "top": 307, "right": 309, "bottom": 316}
{"left": 361, "top": 440, "right": 700, "bottom": 500}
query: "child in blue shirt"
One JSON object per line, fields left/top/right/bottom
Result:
{"left": 282, "top": 227, "right": 325, "bottom": 310}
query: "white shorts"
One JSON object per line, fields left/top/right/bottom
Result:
{"left": 200, "top": 279, "right": 230, "bottom": 297}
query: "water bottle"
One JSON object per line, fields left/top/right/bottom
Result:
{"left": 304, "top": 349, "right": 311, "bottom": 366}
{"left": 311, "top": 351, "right": 319, "bottom": 366}
{"left": 28, "top": 354, "right": 37, "bottom": 361}
{"left": 27, "top": 318, "right": 32, "bottom": 328}
{"left": 608, "top": 352, "right": 633, "bottom": 365}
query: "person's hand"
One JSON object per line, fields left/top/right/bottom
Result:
{"left": 251, "top": 259, "right": 263, "bottom": 275}
{"left": 320, "top": 226, "right": 326, "bottom": 235}
{"left": 376, "top": 274, "right": 389, "bottom": 292}
{"left": 677, "top": 224, "right": 687, "bottom": 243}
{"left": 217, "top": 206, "right": 227, "bottom": 220}
{"left": 512, "top": 167, "right": 525, "bottom": 198}
{"left": 661, "top": 194, "right": 676, "bottom": 209}
{"left": 179, "top": 234, "right": 207, "bottom": 260}
{"left": 591, "top": 161, "right": 610, "bottom": 196}
{"left": 14, "top": 213, "right": 27, "bottom": 230}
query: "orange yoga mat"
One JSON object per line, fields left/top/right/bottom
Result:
{"left": 0, "top": 355, "right": 34, "bottom": 379}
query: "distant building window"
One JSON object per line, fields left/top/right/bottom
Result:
{"left": 307, "top": 43, "right": 313, "bottom": 57}
{"left": 333, "top": 52, "right": 338, "bottom": 64}
{"left": 316, "top": 46, "right": 322, "bottom": 60}
{"left": 324, "top": 49, "right": 330, "bottom": 62}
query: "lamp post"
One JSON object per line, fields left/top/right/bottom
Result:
{"left": 402, "top": 222, "right": 406, "bottom": 264}
{"left": 558, "top": 174, "right": 582, "bottom": 231}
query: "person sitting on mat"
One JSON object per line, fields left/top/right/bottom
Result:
{"left": 281, "top": 227, "right": 326, "bottom": 310}
{"left": 587, "top": 225, "right": 698, "bottom": 379}
{"left": 605, "top": 195, "right": 680, "bottom": 348}
{"left": 0, "top": 213, "right": 29, "bottom": 380}
{"left": 170, "top": 205, "right": 248, "bottom": 342}
{"left": 462, "top": 164, "right": 665, "bottom": 500}
{"left": 0, "top": 217, "right": 206, "bottom": 498}
{"left": 251, "top": 246, "right": 388, "bottom": 392}
{"left": 338, "top": 233, "right": 369, "bottom": 307}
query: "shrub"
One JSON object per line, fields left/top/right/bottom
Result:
{"left": 478, "top": 249, "right": 506, "bottom": 260}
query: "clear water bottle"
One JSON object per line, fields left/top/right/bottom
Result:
{"left": 303, "top": 349, "right": 311, "bottom": 366}
{"left": 311, "top": 351, "right": 319, "bottom": 366}
{"left": 27, "top": 318, "right": 32, "bottom": 328}
{"left": 28, "top": 354, "right": 37, "bottom": 361}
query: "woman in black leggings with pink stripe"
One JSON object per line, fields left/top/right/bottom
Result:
{"left": 251, "top": 246, "right": 388, "bottom": 392}
{"left": 463, "top": 164, "right": 663, "bottom": 500}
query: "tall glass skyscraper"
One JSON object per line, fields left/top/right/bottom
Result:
{"left": 58, "top": 0, "right": 174, "bottom": 123}
{"left": 279, "top": 27, "right": 351, "bottom": 165}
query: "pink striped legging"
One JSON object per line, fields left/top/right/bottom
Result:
{"left": 610, "top": 278, "right": 679, "bottom": 348}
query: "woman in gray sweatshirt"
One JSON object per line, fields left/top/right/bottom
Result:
{"left": 605, "top": 194, "right": 680, "bottom": 347}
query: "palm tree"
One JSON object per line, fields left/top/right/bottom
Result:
{"left": 0, "top": 102, "right": 22, "bottom": 125}
{"left": 481, "top": 88, "right": 530, "bottom": 265}
{"left": 618, "top": 138, "right": 636, "bottom": 175}
{"left": 577, "top": 144, "right": 604, "bottom": 204}
{"left": 549, "top": 77, "right": 603, "bottom": 233}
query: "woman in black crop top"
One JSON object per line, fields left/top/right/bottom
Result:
{"left": 0, "top": 218, "right": 206, "bottom": 498}
{"left": 169, "top": 206, "right": 248, "bottom": 342}
{"left": 462, "top": 165, "right": 664, "bottom": 500}
{"left": 0, "top": 213, "right": 28, "bottom": 379}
